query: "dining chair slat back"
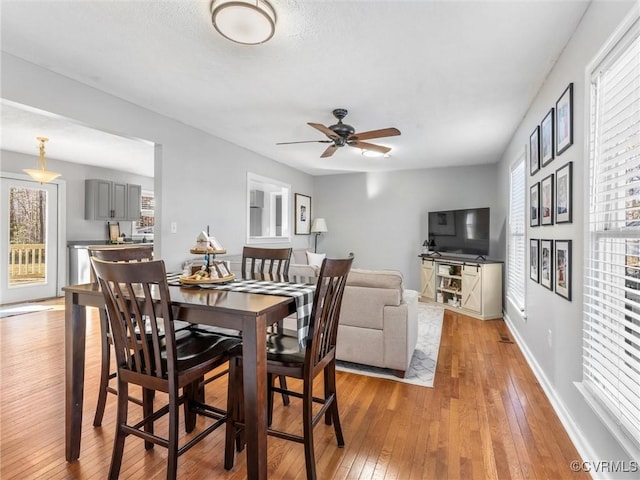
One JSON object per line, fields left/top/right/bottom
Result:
{"left": 241, "top": 246, "right": 292, "bottom": 278}
{"left": 307, "top": 256, "right": 353, "bottom": 370}
{"left": 92, "top": 258, "right": 171, "bottom": 378}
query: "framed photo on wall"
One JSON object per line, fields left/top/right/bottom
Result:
{"left": 541, "top": 174, "right": 554, "bottom": 225}
{"left": 555, "top": 83, "right": 573, "bottom": 155}
{"left": 294, "top": 193, "right": 311, "bottom": 235}
{"left": 540, "top": 239, "right": 553, "bottom": 290}
{"left": 541, "top": 108, "right": 555, "bottom": 166}
{"left": 555, "top": 162, "right": 573, "bottom": 223}
{"left": 530, "top": 182, "right": 540, "bottom": 227}
{"left": 530, "top": 239, "right": 540, "bottom": 283}
{"left": 530, "top": 126, "right": 540, "bottom": 175}
{"left": 554, "top": 240, "right": 572, "bottom": 300}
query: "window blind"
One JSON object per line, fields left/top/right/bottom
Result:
{"left": 584, "top": 19, "right": 640, "bottom": 450}
{"left": 508, "top": 156, "right": 526, "bottom": 311}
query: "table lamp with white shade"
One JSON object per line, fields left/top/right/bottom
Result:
{"left": 310, "top": 218, "right": 328, "bottom": 253}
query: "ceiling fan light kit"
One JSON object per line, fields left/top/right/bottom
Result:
{"left": 277, "top": 108, "right": 401, "bottom": 158}
{"left": 23, "top": 137, "right": 61, "bottom": 184}
{"left": 211, "top": 0, "right": 276, "bottom": 45}
{"left": 361, "top": 149, "right": 387, "bottom": 158}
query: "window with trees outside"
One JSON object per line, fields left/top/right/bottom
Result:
{"left": 133, "top": 190, "right": 154, "bottom": 238}
{"left": 581, "top": 9, "right": 640, "bottom": 457}
{"left": 8, "top": 186, "right": 47, "bottom": 286}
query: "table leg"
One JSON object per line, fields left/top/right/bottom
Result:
{"left": 65, "top": 292, "right": 87, "bottom": 462}
{"left": 242, "top": 313, "right": 268, "bottom": 480}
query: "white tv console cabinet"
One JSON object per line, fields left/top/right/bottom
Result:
{"left": 419, "top": 254, "right": 503, "bottom": 320}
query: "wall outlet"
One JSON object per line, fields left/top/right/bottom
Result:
{"left": 170, "top": 222, "right": 177, "bottom": 234}
{"left": 547, "top": 329, "right": 552, "bottom": 347}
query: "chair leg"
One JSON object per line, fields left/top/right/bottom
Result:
{"left": 224, "top": 360, "right": 236, "bottom": 470}
{"left": 225, "top": 357, "right": 243, "bottom": 470}
{"left": 267, "top": 373, "right": 276, "bottom": 427}
{"left": 142, "top": 388, "right": 154, "bottom": 450}
{"left": 183, "top": 381, "right": 198, "bottom": 434}
{"left": 323, "top": 370, "right": 332, "bottom": 426}
{"left": 93, "top": 309, "right": 111, "bottom": 427}
{"left": 278, "top": 375, "right": 290, "bottom": 406}
{"left": 108, "top": 379, "right": 129, "bottom": 480}
{"left": 167, "top": 386, "right": 180, "bottom": 480}
{"left": 302, "top": 380, "right": 317, "bottom": 480}
{"left": 272, "top": 320, "right": 290, "bottom": 406}
{"left": 326, "top": 365, "right": 344, "bottom": 446}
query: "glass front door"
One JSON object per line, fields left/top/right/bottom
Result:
{"left": 1, "top": 177, "right": 58, "bottom": 304}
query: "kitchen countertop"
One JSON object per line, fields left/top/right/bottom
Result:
{"left": 67, "top": 240, "right": 153, "bottom": 248}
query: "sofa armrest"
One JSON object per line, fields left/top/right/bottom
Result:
{"left": 382, "top": 289, "right": 419, "bottom": 371}
{"left": 289, "top": 263, "right": 319, "bottom": 278}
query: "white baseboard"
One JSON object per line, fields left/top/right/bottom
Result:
{"left": 502, "top": 312, "right": 600, "bottom": 475}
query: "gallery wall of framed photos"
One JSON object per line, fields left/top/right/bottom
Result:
{"left": 527, "top": 82, "right": 574, "bottom": 301}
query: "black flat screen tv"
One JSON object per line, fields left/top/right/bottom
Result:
{"left": 428, "top": 207, "right": 490, "bottom": 257}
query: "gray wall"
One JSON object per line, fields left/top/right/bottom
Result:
{"left": 1, "top": 53, "right": 316, "bottom": 272}
{"left": 314, "top": 164, "right": 502, "bottom": 290}
{"left": 1, "top": 150, "right": 153, "bottom": 240}
{"left": 496, "top": 1, "right": 637, "bottom": 475}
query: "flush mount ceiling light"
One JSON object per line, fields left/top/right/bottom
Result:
{"left": 23, "top": 137, "right": 61, "bottom": 183}
{"left": 211, "top": 0, "right": 276, "bottom": 45}
{"left": 361, "top": 149, "right": 390, "bottom": 158}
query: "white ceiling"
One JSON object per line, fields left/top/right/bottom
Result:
{"left": 0, "top": 0, "right": 590, "bottom": 177}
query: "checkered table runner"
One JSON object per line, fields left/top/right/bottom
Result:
{"left": 167, "top": 274, "right": 316, "bottom": 345}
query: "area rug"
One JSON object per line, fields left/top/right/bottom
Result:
{"left": 0, "top": 304, "right": 52, "bottom": 318}
{"left": 336, "top": 303, "right": 444, "bottom": 387}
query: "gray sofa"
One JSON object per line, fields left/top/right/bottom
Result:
{"left": 337, "top": 269, "right": 419, "bottom": 377}
{"left": 286, "top": 251, "right": 421, "bottom": 377}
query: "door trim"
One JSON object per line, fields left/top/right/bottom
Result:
{"left": 1, "top": 171, "right": 67, "bottom": 297}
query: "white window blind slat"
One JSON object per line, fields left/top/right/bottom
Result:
{"left": 584, "top": 20, "right": 640, "bottom": 452}
{"left": 508, "top": 157, "right": 525, "bottom": 311}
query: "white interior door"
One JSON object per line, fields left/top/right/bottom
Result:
{"left": 0, "top": 177, "right": 59, "bottom": 304}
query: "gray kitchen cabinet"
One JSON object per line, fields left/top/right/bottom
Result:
{"left": 85, "top": 179, "right": 141, "bottom": 221}
{"left": 125, "top": 183, "right": 141, "bottom": 221}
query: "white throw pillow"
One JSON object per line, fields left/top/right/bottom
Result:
{"left": 306, "top": 251, "right": 326, "bottom": 269}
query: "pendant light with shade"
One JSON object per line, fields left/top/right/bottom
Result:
{"left": 23, "top": 137, "right": 61, "bottom": 184}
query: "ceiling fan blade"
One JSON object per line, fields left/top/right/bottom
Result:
{"left": 308, "top": 122, "right": 340, "bottom": 139}
{"left": 350, "top": 140, "right": 391, "bottom": 155}
{"left": 276, "top": 140, "right": 332, "bottom": 145}
{"left": 350, "top": 127, "right": 401, "bottom": 141}
{"left": 320, "top": 144, "right": 338, "bottom": 158}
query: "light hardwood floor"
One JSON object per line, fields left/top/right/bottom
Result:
{"left": 0, "top": 298, "right": 588, "bottom": 479}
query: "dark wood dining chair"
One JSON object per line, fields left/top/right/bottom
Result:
{"left": 91, "top": 257, "right": 241, "bottom": 480}
{"left": 241, "top": 246, "right": 292, "bottom": 278}
{"left": 88, "top": 245, "right": 156, "bottom": 427}
{"left": 224, "top": 255, "right": 354, "bottom": 480}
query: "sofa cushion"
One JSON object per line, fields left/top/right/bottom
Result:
{"left": 346, "top": 268, "right": 403, "bottom": 291}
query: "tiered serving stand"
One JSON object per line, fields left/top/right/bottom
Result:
{"left": 178, "top": 246, "right": 235, "bottom": 284}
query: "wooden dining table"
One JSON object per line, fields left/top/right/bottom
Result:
{"left": 63, "top": 280, "right": 296, "bottom": 480}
